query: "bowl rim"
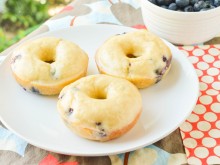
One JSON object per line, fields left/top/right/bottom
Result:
{"left": 141, "top": 0, "right": 220, "bottom": 15}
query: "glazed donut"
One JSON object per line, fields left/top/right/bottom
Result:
{"left": 57, "top": 74, "right": 142, "bottom": 141}
{"left": 10, "top": 37, "right": 88, "bottom": 95}
{"left": 95, "top": 30, "right": 172, "bottom": 88}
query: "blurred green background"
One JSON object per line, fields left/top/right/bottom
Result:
{"left": 0, "top": 0, "right": 72, "bottom": 53}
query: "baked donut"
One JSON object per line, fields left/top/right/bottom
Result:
{"left": 10, "top": 37, "right": 88, "bottom": 95}
{"left": 95, "top": 30, "right": 172, "bottom": 88}
{"left": 57, "top": 74, "right": 142, "bottom": 141}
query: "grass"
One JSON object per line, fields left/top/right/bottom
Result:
{"left": 0, "top": 25, "right": 39, "bottom": 53}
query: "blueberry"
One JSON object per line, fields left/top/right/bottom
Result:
{"left": 168, "top": 3, "right": 178, "bottom": 10}
{"left": 200, "top": 8, "right": 209, "bottom": 10}
{"left": 209, "top": 5, "right": 216, "bottom": 8}
{"left": 155, "top": 57, "right": 172, "bottom": 77}
{"left": 155, "top": 68, "right": 163, "bottom": 83}
{"left": 164, "top": 0, "right": 174, "bottom": 5}
{"left": 200, "top": 5, "right": 215, "bottom": 10}
{"left": 205, "top": 0, "right": 212, "bottom": 5}
{"left": 153, "top": 0, "right": 217, "bottom": 11}
{"left": 214, "top": 0, "right": 220, "bottom": 6}
{"left": 203, "top": 1, "right": 213, "bottom": 7}
{"left": 149, "top": 0, "right": 157, "bottom": 4}
{"left": 98, "top": 129, "right": 107, "bottom": 137}
{"left": 176, "top": 0, "right": 190, "bottom": 7}
{"left": 155, "top": 69, "right": 161, "bottom": 76}
{"left": 156, "top": 0, "right": 174, "bottom": 5}
{"left": 190, "top": 0, "right": 199, "bottom": 5}
{"left": 162, "top": 56, "right": 167, "bottom": 62}
{"left": 184, "top": 5, "right": 194, "bottom": 11}
{"left": 194, "top": 1, "right": 206, "bottom": 11}
{"left": 200, "top": 1, "right": 216, "bottom": 10}
{"left": 209, "top": 0, "right": 214, "bottom": 5}
{"left": 31, "top": 87, "right": 40, "bottom": 94}
{"left": 161, "top": 5, "right": 168, "bottom": 8}
{"left": 156, "top": 0, "right": 166, "bottom": 5}
{"left": 68, "top": 108, "right": 74, "bottom": 115}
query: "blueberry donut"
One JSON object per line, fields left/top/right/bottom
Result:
{"left": 10, "top": 37, "right": 88, "bottom": 95}
{"left": 95, "top": 30, "right": 172, "bottom": 88}
{"left": 57, "top": 74, "right": 142, "bottom": 141}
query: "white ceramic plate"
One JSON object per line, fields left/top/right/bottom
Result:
{"left": 0, "top": 25, "right": 199, "bottom": 156}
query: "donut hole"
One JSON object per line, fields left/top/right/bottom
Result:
{"left": 41, "top": 56, "right": 55, "bottom": 64}
{"left": 39, "top": 50, "right": 55, "bottom": 64}
{"left": 123, "top": 43, "right": 141, "bottom": 58}
{"left": 92, "top": 92, "right": 107, "bottom": 100}
{"left": 87, "top": 90, "right": 107, "bottom": 100}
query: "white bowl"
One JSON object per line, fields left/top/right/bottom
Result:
{"left": 141, "top": 0, "right": 220, "bottom": 45}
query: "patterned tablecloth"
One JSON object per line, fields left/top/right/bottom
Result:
{"left": 0, "top": 0, "right": 220, "bottom": 164}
